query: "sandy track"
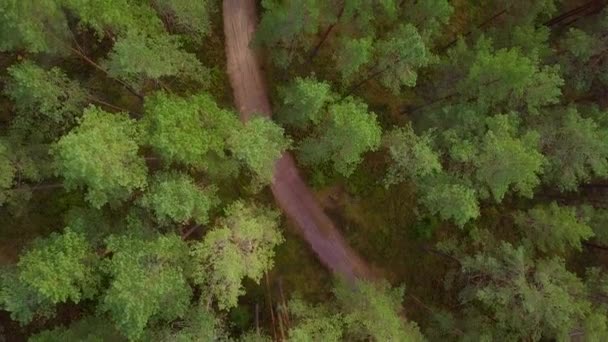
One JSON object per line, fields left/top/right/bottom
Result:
{"left": 223, "top": 0, "right": 371, "bottom": 281}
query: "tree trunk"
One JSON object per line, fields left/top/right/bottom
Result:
{"left": 544, "top": 0, "right": 605, "bottom": 27}
{"left": 307, "top": 1, "right": 345, "bottom": 62}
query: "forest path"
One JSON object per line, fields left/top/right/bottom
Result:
{"left": 223, "top": 0, "right": 371, "bottom": 281}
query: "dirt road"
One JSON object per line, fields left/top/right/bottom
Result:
{"left": 223, "top": 0, "right": 371, "bottom": 281}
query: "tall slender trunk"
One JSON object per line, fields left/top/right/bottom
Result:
{"left": 544, "top": 0, "right": 605, "bottom": 26}
{"left": 307, "top": 1, "right": 345, "bottom": 62}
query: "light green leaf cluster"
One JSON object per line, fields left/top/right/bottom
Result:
{"left": 460, "top": 242, "right": 600, "bottom": 341}
{"left": 376, "top": 24, "right": 433, "bottom": 93}
{"left": 462, "top": 44, "right": 563, "bottom": 115}
{"left": 191, "top": 201, "right": 283, "bottom": 310}
{"left": 144, "top": 92, "right": 239, "bottom": 170}
{"left": 0, "top": 0, "right": 69, "bottom": 53}
{"left": 335, "top": 37, "right": 374, "bottom": 84}
{"left": 334, "top": 280, "right": 425, "bottom": 342}
{"left": 5, "top": 61, "right": 88, "bottom": 140}
{"left": 278, "top": 77, "right": 334, "bottom": 127}
{"left": 475, "top": 115, "right": 545, "bottom": 202}
{"left": 53, "top": 107, "right": 147, "bottom": 207}
{"left": 104, "top": 31, "right": 208, "bottom": 90}
{"left": 0, "top": 229, "right": 99, "bottom": 324}
{"left": 144, "top": 306, "right": 226, "bottom": 342}
{"left": 299, "top": 97, "right": 382, "bottom": 177}
{"left": 18, "top": 229, "right": 99, "bottom": 304}
{"left": 515, "top": 202, "right": 594, "bottom": 254}
{"left": 538, "top": 107, "right": 608, "bottom": 191}
{"left": 101, "top": 234, "right": 192, "bottom": 340}
{"left": 152, "top": 0, "right": 215, "bottom": 42}
{"left": 228, "top": 117, "right": 290, "bottom": 183}
{"left": 62, "top": 0, "right": 165, "bottom": 38}
{"left": 419, "top": 179, "right": 480, "bottom": 227}
{"left": 384, "top": 124, "right": 441, "bottom": 187}
{"left": 287, "top": 298, "right": 344, "bottom": 342}
{"left": 139, "top": 172, "right": 218, "bottom": 225}
{"left": 0, "top": 269, "right": 56, "bottom": 325}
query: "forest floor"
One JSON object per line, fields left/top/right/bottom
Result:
{"left": 222, "top": 0, "right": 371, "bottom": 281}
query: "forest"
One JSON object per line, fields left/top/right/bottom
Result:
{"left": 1, "top": 0, "right": 608, "bottom": 340}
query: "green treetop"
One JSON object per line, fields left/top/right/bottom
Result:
{"left": 104, "top": 30, "right": 208, "bottom": 90}
{"left": 101, "top": 233, "right": 192, "bottom": 340}
{"left": 53, "top": 107, "right": 147, "bottom": 208}
{"left": 277, "top": 76, "right": 335, "bottom": 128}
{"left": 383, "top": 123, "right": 442, "bottom": 187}
{"left": 456, "top": 242, "right": 604, "bottom": 340}
{"left": 228, "top": 116, "right": 290, "bottom": 183}
{"left": 298, "top": 97, "right": 382, "bottom": 177}
{"left": 537, "top": 107, "right": 608, "bottom": 191}
{"left": 474, "top": 115, "right": 545, "bottom": 202}
{"left": 191, "top": 201, "right": 283, "bottom": 310}
{"left": 287, "top": 297, "right": 344, "bottom": 342}
{"left": 5, "top": 61, "right": 88, "bottom": 141}
{"left": 144, "top": 91, "right": 239, "bottom": 171}
{"left": 515, "top": 202, "right": 594, "bottom": 254}
{"left": 139, "top": 172, "right": 219, "bottom": 226}
{"left": 334, "top": 280, "right": 424, "bottom": 341}
{"left": 0, "top": 229, "right": 99, "bottom": 324}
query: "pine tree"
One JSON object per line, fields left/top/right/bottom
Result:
{"left": 515, "top": 202, "right": 594, "bottom": 254}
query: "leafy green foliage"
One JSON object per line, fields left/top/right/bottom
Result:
{"left": 18, "top": 229, "right": 99, "bottom": 304}
{"left": 474, "top": 115, "right": 544, "bottom": 201}
{"left": 299, "top": 97, "right": 381, "bottom": 177}
{"left": 458, "top": 242, "right": 601, "bottom": 341}
{"left": 334, "top": 280, "right": 424, "bottom": 341}
{"left": 558, "top": 9, "right": 608, "bottom": 93}
{"left": 53, "top": 107, "right": 147, "bottom": 207}
{"left": 288, "top": 297, "right": 344, "bottom": 342}
{"left": 191, "top": 201, "right": 283, "bottom": 310}
{"left": 460, "top": 42, "right": 563, "bottom": 115}
{"left": 144, "top": 92, "right": 239, "bottom": 171}
{"left": 62, "top": 0, "right": 165, "bottom": 38}
{"left": 0, "top": 140, "right": 16, "bottom": 203}
{"left": 515, "top": 203, "right": 594, "bottom": 254}
{"left": 277, "top": 77, "right": 334, "bottom": 127}
{"left": 152, "top": 0, "right": 215, "bottom": 42}
{"left": 0, "top": 229, "right": 98, "bottom": 324}
{"left": 335, "top": 37, "right": 374, "bottom": 84}
{"left": 537, "top": 107, "right": 608, "bottom": 191}
{"left": 0, "top": 0, "right": 69, "bottom": 53}
{"left": 375, "top": 24, "right": 432, "bottom": 93}
{"left": 419, "top": 178, "right": 479, "bottom": 227}
{"left": 104, "top": 31, "right": 208, "bottom": 89}
{"left": 145, "top": 306, "right": 227, "bottom": 341}
{"left": 228, "top": 117, "right": 290, "bottom": 183}
{"left": 0, "top": 268, "right": 55, "bottom": 324}
{"left": 5, "top": 61, "right": 88, "bottom": 140}
{"left": 384, "top": 124, "right": 441, "bottom": 187}
{"left": 403, "top": 0, "right": 453, "bottom": 41}
{"left": 101, "top": 234, "right": 192, "bottom": 340}
{"left": 139, "top": 172, "right": 218, "bottom": 225}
